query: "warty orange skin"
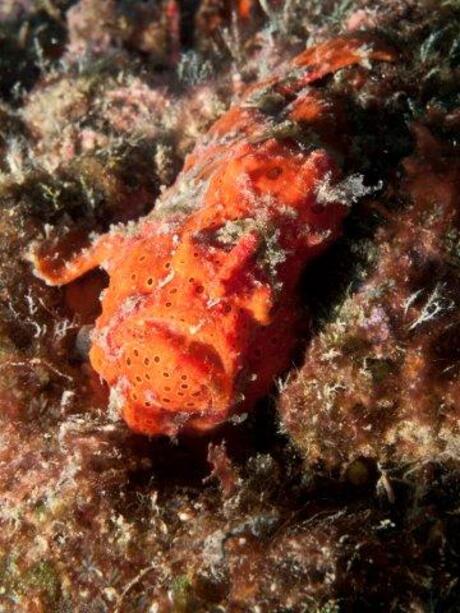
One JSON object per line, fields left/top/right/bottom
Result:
{"left": 30, "top": 35, "right": 395, "bottom": 435}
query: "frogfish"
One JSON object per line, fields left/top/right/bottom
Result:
{"left": 29, "top": 35, "right": 395, "bottom": 436}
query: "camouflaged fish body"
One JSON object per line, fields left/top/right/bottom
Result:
{"left": 31, "top": 35, "right": 395, "bottom": 435}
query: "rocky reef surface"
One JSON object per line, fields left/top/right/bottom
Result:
{"left": 0, "top": 0, "right": 458, "bottom": 610}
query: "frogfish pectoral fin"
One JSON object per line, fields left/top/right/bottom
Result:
{"left": 27, "top": 231, "right": 126, "bottom": 286}
{"left": 215, "top": 232, "right": 274, "bottom": 325}
{"left": 238, "top": 283, "right": 273, "bottom": 326}
{"left": 214, "top": 232, "right": 260, "bottom": 291}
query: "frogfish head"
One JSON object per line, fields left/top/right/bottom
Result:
{"left": 88, "top": 273, "right": 245, "bottom": 435}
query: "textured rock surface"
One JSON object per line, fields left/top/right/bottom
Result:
{"left": 280, "top": 128, "right": 460, "bottom": 468}
{"left": 0, "top": 0, "right": 458, "bottom": 610}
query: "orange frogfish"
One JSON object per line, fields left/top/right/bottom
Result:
{"left": 29, "top": 35, "right": 395, "bottom": 436}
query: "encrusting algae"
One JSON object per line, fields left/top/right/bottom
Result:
{"left": 0, "top": 1, "right": 459, "bottom": 610}
{"left": 29, "top": 34, "right": 395, "bottom": 436}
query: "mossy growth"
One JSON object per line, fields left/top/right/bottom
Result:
{"left": 0, "top": 555, "right": 67, "bottom": 611}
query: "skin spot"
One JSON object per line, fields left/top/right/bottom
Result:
{"left": 266, "top": 166, "right": 283, "bottom": 179}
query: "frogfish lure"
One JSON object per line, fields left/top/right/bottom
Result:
{"left": 30, "top": 35, "right": 395, "bottom": 436}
